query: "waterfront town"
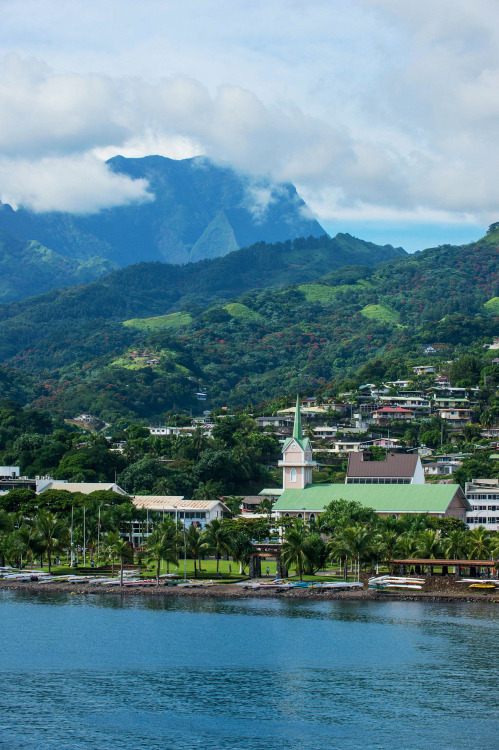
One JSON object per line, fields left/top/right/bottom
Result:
{"left": 1, "top": 356, "right": 498, "bottom": 595}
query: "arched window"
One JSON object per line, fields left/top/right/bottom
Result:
{"left": 310, "top": 513, "right": 316, "bottom": 521}
{"left": 290, "top": 468, "right": 297, "bottom": 483}
{"left": 296, "top": 513, "right": 303, "bottom": 519}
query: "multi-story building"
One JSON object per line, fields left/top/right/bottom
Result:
{"left": 465, "top": 479, "right": 499, "bottom": 531}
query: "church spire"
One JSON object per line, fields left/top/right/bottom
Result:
{"left": 293, "top": 394, "right": 303, "bottom": 440}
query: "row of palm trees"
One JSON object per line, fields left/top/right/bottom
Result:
{"left": 0, "top": 509, "right": 248, "bottom": 584}
{"left": 280, "top": 520, "right": 499, "bottom": 581}
{"left": 2, "top": 506, "right": 498, "bottom": 585}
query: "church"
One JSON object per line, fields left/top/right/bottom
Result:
{"left": 272, "top": 397, "right": 470, "bottom": 523}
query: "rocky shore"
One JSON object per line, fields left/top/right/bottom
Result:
{"left": 0, "top": 579, "right": 497, "bottom": 604}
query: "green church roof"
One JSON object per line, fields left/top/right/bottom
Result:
{"left": 273, "top": 483, "right": 469, "bottom": 513}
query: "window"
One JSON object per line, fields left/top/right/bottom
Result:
{"left": 290, "top": 468, "right": 297, "bottom": 483}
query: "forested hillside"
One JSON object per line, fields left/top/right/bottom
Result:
{"left": 0, "top": 233, "right": 405, "bottom": 361}
{"left": 0, "top": 227, "right": 497, "bottom": 423}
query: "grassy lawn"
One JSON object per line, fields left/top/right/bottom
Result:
{"left": 123, "top": 312, "right": 192, "bottom": 330}
{"left": 361, "top": 303, "right": 400, "bottom": 324}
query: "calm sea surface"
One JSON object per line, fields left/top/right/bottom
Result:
{"left": 0, "top": 591, "right": 497, "bottom": 750}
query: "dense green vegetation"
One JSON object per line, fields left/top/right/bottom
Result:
{"left": 0, "top": 404, "right": 279, "bottom": 497}
{"left": 0, "top": 228, "right": 117, "bottom": 303}
{"left": 0, "top": 227, "right": 497, "bottom": 422}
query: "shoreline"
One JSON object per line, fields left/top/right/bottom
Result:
{"left": 0, "top": 579, "right": 497, "bottom": 604}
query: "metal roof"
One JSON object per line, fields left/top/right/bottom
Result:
{"left": 347, "top": 452, "right": 419, "bottom": 478}
{"left": 273, "top": 484, "right": 470, "bottom": 513}
{"left": 132, "top": 496, "right": 228, "bottom": 511}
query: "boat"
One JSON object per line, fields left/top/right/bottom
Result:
{"left": 457, "top": 578, "right": 499, "bottom": 586}
{"left": 469, "top": 583, "right": 496, "bottom": 590}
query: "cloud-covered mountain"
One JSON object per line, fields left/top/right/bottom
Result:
{"left": 0, "top": 155, "right": 326, "bottom": 277}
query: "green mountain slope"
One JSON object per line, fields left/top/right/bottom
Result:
{"left": 0, "top": 233, "right": 405, "bottom": 362}
{"left": 0, "top": 230, "right": 116, "bottom": 303}
{"left": 1, "top": 227, "right": 497, "bottom": 422}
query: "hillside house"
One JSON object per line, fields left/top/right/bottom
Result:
{"left": 413, "top": 365, "right": 436, "bottom": 376}
{"left": 438, "top": 408, "right": 473, "bottom": 427}
{"left": 371, "top": 406, "right": 415, "bottom": 424}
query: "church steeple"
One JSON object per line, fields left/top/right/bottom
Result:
{"left": 293, "top": 394, "right": 303, "bottom": 441}
{"left": 278, "top": 394, "right": 316, "bottom": 490}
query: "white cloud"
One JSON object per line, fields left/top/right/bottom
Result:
{"left": 0, "top": 2, "right": 499, "bottom": 228}
{"left": 0, "top": 154, "right": 152, "bottom": 213}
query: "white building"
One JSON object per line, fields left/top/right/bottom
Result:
{"left": 465, "top": 479, "right": 499, "bottom": 531}
{"left": 130, "top": 496, "right": 230, "bottom": 546}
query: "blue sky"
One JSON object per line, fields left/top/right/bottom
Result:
{"left": 0, "top": 0, "right": 497, "bottom": 251}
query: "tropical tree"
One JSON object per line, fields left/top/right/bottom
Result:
{"left": 229, "top": 532, "right": 256, "bottom": 575}
{"left": 184, "top": 524, "right": 209, "bottom": 578}
{"left": 415, "top": 529, "right": 442, "bottom": 574}
{"left": 203, "top": 519, "right": 231, "bottom": 572}
{"left": 258, "top": 498, "right": 274, "bottom": 521}
{"left": 467, "top": 527, "right": 491, "bottom": 560}
{"left": 329, "top": 524, "right": 373, "bottom": 581}
{"left": 442, "top": 530, "right": 468, "bottom": 560}
{"left": 221, "top": 496, "right": 244, "bottom": 516}
{"left": 302, "top": 532, "right": 328, "bottom": 575}
{"left": 192, "top": 480, "right": 224, "bottom": 500}
{"left": 376, "top": 528, "right": 403, "bottom": 570}
{"left": 280, "top": 520, "right": 309, "bottom": 581}
{"left": 145, "top": 520, "right": 178, "bottom": 584}
{"left": 105, "top": 535, "right": 131, "bottom": 586}
{"left": 103, "top": 530, "right": 122, "bottom": 576}
{"left": 34, "top": 510, "right": 68, "bottom": 573}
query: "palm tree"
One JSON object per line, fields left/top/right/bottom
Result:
{"left": 12, "top": 523, "right": 41, "bottom": 568}
{"left": 0, "top": 512, "right": 15, "bottom": 567}
{"left": 415, "top": 529, "right": 442, "bottom": 574}
{"left": 259, "top": 498, "right": 274, "bottom": 521}
{"left": 184, "top": 524, "right": 209, "bottom": 578}
{"left": 302, "top": 532, "right": 328, "bottom": 575}
{"left": 202, "top": 519, "right": 231, "bottom": 572}
{"left": 329, "top": 524, "right": 373, "bottom": 581}
{"left": 376, "top": 528, "right": 403, "bottom": 572}
{"left": 443, "top": 530, "right": 468, "bottom": 560}
{"left": 467, "top": 527, "right": 491, "bottom": 560}
{"left": 192, "top": 481, "right": 224, "bottom": 500}
{"left": 103, "top": 530, "right": 122, "bottom": 576}
{"left": 35, "top": 510, "right": 68, "bottom": 573}
{"left": 489, "top": 533, "right": 499, "bottom": 562}
{"left": 146, "top": 521, "right": 178, "bottom": 584}
{"left": 280, "top": 521, "right": 309, "bottom": 581}
{"left": 106, "top": 535, "right": 131, "bottom": 586}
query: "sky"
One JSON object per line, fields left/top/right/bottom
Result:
{"left": 0, "top": 0, "right": 498, "bottom": 251}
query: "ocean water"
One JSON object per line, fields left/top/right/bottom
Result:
{"left": 0, "top": 591, "right": 497, "bottom": 750}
